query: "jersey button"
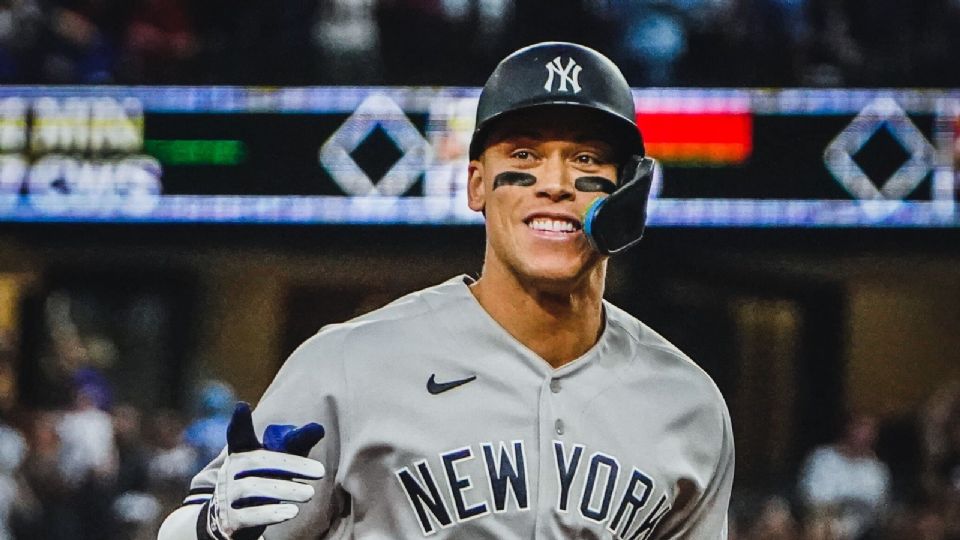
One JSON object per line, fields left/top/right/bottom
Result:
{"left": 550, "top": 379, "right": 561, "bottom": 393}
{"left": 555, "top": 419, "right": 564, "bottom": 435}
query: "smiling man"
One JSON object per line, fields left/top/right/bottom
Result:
{"left": 466, "top": 107, "right": 627, "bottom": 369}
{"left": 158, "top": 42, "right": 734, "bottom": 540}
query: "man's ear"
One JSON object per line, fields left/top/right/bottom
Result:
{"left": 467, "top": 160, "right": 486, "bottom": 213}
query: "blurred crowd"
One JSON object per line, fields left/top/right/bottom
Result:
{"left": 0, "top": 0, "right": 959, "bottom": 87}
{"left": 731, "top": 382, "right": 960, "bottom": 540}
{"left": 0, "top": 375, "right": 234, "bottom": 540}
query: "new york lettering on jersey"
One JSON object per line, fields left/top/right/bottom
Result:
{"left": 395, "top": 439, "right": 671, "bottom": 538}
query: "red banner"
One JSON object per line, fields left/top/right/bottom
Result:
{"left": 637, "top": 112, "right": 752, "bottom": 165}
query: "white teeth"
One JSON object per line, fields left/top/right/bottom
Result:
{"left": 528, "top": 217, "right": 577, "bottom": 232}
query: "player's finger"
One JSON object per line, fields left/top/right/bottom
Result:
{"left": 262, "top": 423, "right": 324, "bottom": 455}
{"left": 263, "top": 424, "right": 296, "bottom": 453}
{"left": 232, "top": 477, "right": 316, "bottom": 504}
{"left": 282, "top": 423, "right": 325, "bottom": 457}
{"left": 233, "top": 503, "right": 300, "bottom": 529}
{"left": 232, "top": 450, "right": 326, "bottom": 480}
{"left": 227, "top": 402, "right": 262, "bottom": 454}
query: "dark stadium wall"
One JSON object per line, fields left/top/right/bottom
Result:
{"left": 845, "top": 265, "right": 960, "bottom": 414}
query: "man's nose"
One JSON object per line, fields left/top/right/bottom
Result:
{"left": 535, "top": 155, "right": 575, "bottom": 202}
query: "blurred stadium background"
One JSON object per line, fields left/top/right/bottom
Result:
{"left": 0, "top": 0, "right": 958, "bottom": 538}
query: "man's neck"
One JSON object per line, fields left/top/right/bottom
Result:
{"left": 469, "top": 263, "right": 606, "bottom": 369}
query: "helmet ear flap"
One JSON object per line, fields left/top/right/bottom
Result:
{"left": 583, "top": 157, "right": 655, "bottom": 255}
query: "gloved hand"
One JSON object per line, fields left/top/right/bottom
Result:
{"left": 582, "top": 156, "right": 656, "bottom": 255}
{"left": 199, "top": 402, "right": 326, "bottom": 540}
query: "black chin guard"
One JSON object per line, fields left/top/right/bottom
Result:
{"left": 582, "top": 156, "right": 655, "bottom": 255}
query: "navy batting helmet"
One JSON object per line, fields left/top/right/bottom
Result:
{"left": 468, "top": 41, "right": 644, "bottom": 161}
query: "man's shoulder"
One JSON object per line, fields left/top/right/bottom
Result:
{"left": 605, "top": 301, "right": 728, "bottom": 410}
{"left": 272, "top": 277, "right": 472, "bottom": 390}
{"left": 346, "top": 275, "right": 470, "bottom": 327}
{"left": 297, "top": 275, "right": 470, "bottom": 351}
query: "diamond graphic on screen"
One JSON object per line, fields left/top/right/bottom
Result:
{"left": 349, "top": 125, "right": 405, "bottom": 185}
{"left": 823, "top": 97, "right": 935, "bottom": 203}
{"left": 851, "top": 126, "right": 911, "bottom": 192}
{"left": 319, "top": 94, "right": 428, "bottom": 196}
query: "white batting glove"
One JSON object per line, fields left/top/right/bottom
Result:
{"left": 200, "top": 402, "right": 326, "bottom": 540}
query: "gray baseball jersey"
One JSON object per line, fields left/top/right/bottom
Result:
{"left": 186, "top": 275, "right": 734, "bottom": 539}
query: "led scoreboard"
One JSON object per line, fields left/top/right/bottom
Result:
{"left": 0, "top": 86, "right": 957, "bottom": 227}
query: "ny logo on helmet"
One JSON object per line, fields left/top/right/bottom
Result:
{"left": 544, "top": 56, "right": 582, "bottom": 94}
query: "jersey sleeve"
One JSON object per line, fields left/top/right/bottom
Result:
{"left": 659, "top": 397, "right": 735, "bottom": 540}
{"left": 183, "top": 325, "right": 354, "bottom": 538}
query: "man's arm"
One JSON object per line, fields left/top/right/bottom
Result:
{"left": 659, "top": 401, "right": 736, "bottom": 540}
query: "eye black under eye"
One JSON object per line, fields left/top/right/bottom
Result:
{"left": 494, "top": 171, "right": 537, "bottom": 189}
{"left": 574, "top": 176, "right": 617, "bottom": 194}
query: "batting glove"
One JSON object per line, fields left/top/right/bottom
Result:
{"left": 199, "top": 402, "right": 326, "bottom": 540}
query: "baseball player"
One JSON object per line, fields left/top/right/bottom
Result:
{"left": 158, "top": 41, "right": 734, "bottom": 539}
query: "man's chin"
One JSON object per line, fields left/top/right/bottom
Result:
{"left": 519, "top": 261, "right": 597, "bottom": 293}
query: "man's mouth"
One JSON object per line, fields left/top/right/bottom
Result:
{"left": 524, "top": 216, "right": 582, "bottom": 234}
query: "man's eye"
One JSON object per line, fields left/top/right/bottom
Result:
{"left": 576, "top": 154, "right": 600, "bottom": 165}
{"left": 512, "top": 150, "right": 533, "bottom": 160}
